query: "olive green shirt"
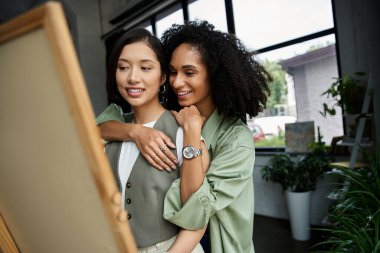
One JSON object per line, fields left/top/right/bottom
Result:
{"left": 96, "top": 104, "right": 128, "bottom": 125}
{"left": 96, "top": 105, "right": 255, "bottom": 253}
{"left": 163, "top": 109, "right": 255, "bottom": 253}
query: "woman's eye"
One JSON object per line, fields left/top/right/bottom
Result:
{"left": 117, "top": 65, "right": 129, "bottom": 71}
{"left": 141, "top": 66, "right": 152, "bottom": 71}
{"left": 169, "top": 71, "right": 177, "bottom": 76}
{"left": 185, "top": 72, "right": 195, "bottom": 77}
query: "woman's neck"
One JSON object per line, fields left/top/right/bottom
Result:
{"left": 197, "top": 101, "right": 216, "bottom": 121}
{"left": 132, "top": 100, "right": 165, "bottom": 125}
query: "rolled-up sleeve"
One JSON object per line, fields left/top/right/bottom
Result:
{"left": 164, "top": 144, "right": 254, "bottom": 230}
{"left": 96, "top": 103, "right": 125, "bottom": 125}
{"left": 164, "top": 177, "right": 213, "bottom": 229}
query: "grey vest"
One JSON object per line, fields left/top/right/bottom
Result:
{"left": 105, "top": 110, "right": 180, "bottom": 247}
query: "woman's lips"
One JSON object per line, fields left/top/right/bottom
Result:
{"left": 126, "top": 88, "right": 144, "bottom": 97}
{"left": 177, "top": 90, "right": 192, "bottom": 99}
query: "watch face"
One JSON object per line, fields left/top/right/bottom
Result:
{"left": 183, "top": 146, "right": 195, "bottom": 159}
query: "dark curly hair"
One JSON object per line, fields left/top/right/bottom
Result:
{"left": 161, "top": 20, "right": 271, "bottom": 119}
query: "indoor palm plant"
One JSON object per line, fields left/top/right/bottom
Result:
{"left": 312, "top": 149, "right": 380, "bottom": 252}
{"left": 261, "top": 145, "right": 331, "bottom": 240}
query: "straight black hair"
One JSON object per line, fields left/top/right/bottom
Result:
{"left": 106, "top": 28, "right": 174, "bottom": 110}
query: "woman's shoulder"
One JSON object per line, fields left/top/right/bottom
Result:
{"left": 153, "top": 110, "right": 180, "bottom": 140}
{"left": 218, "top": 117, "right": 254, "bottom": 149}
{"left": 159, "top": 109, "right": 180, "bottom": 126}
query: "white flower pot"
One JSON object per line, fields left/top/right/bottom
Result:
{"left": 285, "top": 190, "right": 311, "bottom": 241}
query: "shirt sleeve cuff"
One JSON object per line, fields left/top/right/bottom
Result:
{"left": 95, "top": 104, "right": 125, "bottom": 125}
{"left": 163, "top": 178, "right": 214, "bottom": 230}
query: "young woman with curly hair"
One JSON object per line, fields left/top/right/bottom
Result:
{"left": 97, "top": 21, "right": 271, "bottom": 253}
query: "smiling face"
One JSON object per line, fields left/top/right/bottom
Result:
{"left": 116, "top": 41, "right": 164, "bottom": 109}
{"left": 169, "top": 43, "right": 215, "bottom": 117}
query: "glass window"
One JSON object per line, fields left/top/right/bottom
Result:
{"left": 111, "top": 0, "right": 340, "bottom": 150}
{"left": 256, "top": 34, "right": 336, "bottom": 62}
{"left": 188, "top": 0, "right": 228, "bottom": 32}
{"left": 250, "top": 35, "right": 342, "bottom": 147}
{"left": 144, "top": 25, "right": 153, "bottom": 34}
{"left": 156, "top": 5, "right": 184, "bottom": 39}
{"left": 232, "top": 0, "right": 340, "bottom": 149}
{"left": 132, "top": 20, "right": 152, "bottom": 34}
{"left": 232, "top": 0, "right": 334, "bottom": 50}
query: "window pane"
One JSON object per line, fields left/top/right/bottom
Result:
{"left": 144, "top": 25, "right": 153, "bottom": 34}
{"left": 258, "top": 34, "right": 336, "bottom": 62}
{"left": 232, "top": 0, "right": 334, "bottom": 50}
{"left": 189, "top": 0, "right": 228, "bottom": 32}
{"left": 132, "top": 20, "right": 152, "bottom": 34}
{"left": 156, "top": 7, "right": 184, "bottom": 39}
{"left": 250, "top": 36, "right": 343, "bottom": 147}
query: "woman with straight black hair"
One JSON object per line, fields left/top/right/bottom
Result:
{"left": 98, "top": 27, "right": 208, "bottom": 253}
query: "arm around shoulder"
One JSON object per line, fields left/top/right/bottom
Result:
{"left": 96, "top": 103, "right": 135, "bottom": 141}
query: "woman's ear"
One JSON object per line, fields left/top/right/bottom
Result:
{"left": 160, "top": 75, "right": 166, "bottom": 85}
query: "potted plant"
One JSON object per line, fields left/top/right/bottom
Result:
{"left": 261, "top": 146, "right": 330, "bottom": 240}
{"left": 320, "top": 71, "right": 366, "bottom": 117}
{"left": 312, "top": 149, "right": 380, "bottom": 252}
{"left": 320, "top": 72, "right": 370, "bottom": 138}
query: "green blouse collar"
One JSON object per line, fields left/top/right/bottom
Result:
{"left": 201, "top": 109, "right": 223, "bottom": 149}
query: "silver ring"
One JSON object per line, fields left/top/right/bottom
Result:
{"left": 160, "top": 145, "right": 167, "bottom": 152}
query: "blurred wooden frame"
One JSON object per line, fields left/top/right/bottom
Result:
{"left": 0, "top": 2, "right": 137, "bottom": 253}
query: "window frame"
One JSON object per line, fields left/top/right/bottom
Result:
{"left": 104, "top": 0, "right": 341, "bottom": 153}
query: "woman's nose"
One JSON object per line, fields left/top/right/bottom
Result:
{"left": 128, "top": 68, "right": 140, "bottom": 84}
{"left": 171, "top": 74, "right": 184, "bottom": 89}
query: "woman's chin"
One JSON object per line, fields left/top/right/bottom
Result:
{"left": 179, "top": 101, "right": 192, "bottom": 107}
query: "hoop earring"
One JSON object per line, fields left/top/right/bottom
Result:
{"left": 159, "top": 85, "right": 168, "bottom": 106}
{"left": 159, "top": 84, "right": 166, "bottom": 94}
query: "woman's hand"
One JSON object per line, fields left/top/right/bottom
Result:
{"left": 99, "top": 121, "right": 178, "bottom": 171}
{"left": 130, "top": 124, "right": 178, "bottom": 171}
{"left": 171, "top": 105, "right": 205, "bottom": 131}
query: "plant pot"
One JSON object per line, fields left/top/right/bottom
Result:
{"left": 285, "top": 190, "right": 311, "bottom": 241}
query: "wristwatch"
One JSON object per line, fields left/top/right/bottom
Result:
{"left": 182, "top": 145, "right": 202, "bottom": 159}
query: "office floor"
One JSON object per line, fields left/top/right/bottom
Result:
{"left": 253, "top": 215, "right": 329, "bottom": 253}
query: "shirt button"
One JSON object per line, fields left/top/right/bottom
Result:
{"left": 200, "top": 196, "right": 208, "bottom": 205}
{"left": 126, "top": 182, "right": 132, "bottom": 188}
{"left": 128, "top": 214, "right": 131, "bottom": 220}
{"left": 126, "top": 199, "right": 131, "bottom": 204}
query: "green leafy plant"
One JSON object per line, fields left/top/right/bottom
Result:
{"left": 309, "top": 141, "right": 331, "bottom": 154}
{"left": 320, "top": 72, "right": 366, "bottom": 117}
{"left": 312, "top": 149, "right": 380, "bottom": 252}
{"left": 261, "top": 148, "right": 331, "bottom": 192}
